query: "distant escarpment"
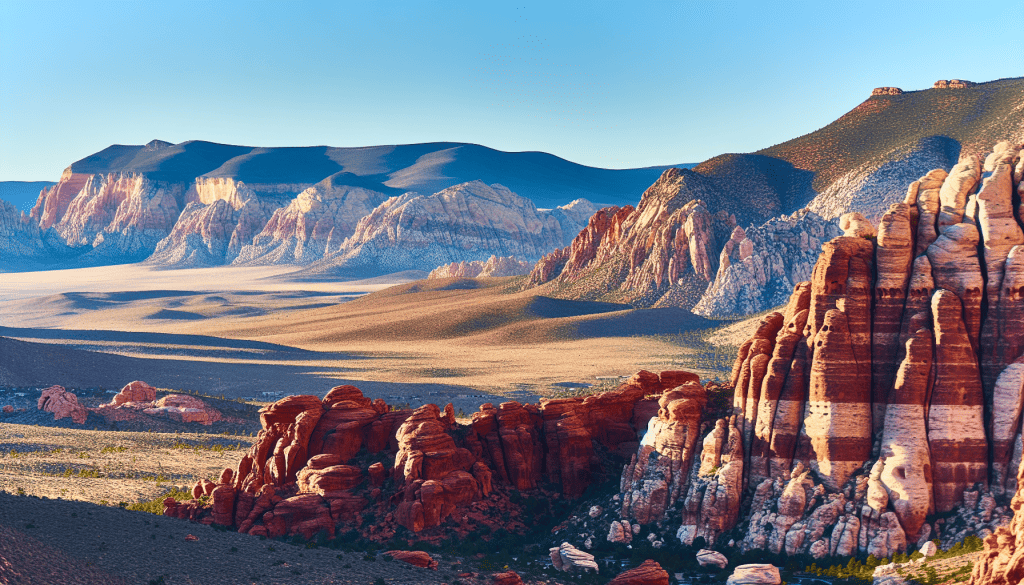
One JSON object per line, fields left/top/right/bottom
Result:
{"left": 11, "top": 140, "right": 672, "bottom": 271}
{"left": 298, "top": 182, "right": 595, "bottom": 277}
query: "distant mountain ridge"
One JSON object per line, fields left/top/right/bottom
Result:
{"left": 2, "top": 141, "right": 686, "bottom": 272}
{"left": 63, "top": 140, "right": 684, "bottom": 209}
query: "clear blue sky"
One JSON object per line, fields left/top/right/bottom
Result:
{"left": 1, "top": 0, "right": 1020, "bottom": 181}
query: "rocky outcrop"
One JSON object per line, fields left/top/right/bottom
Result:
{"left": 0, "top": 199, "right": 60, "bottom": 268}
{"left": 608, "top": 143, "right": 1024, "bottom": 562}
{"left": 872, "top": 87, "right": 904, "bottom": 96}
{"left": 693, "top": 211, "right": 840, "bottom": 317}
{"left": 934, "top": 80, "right": 976, "bottom": 89}
{"left": 36, "top": 385, "right": 88, "bottom": 424}
{"left": 969, "top": 459, "right": 1024, "bottom": 585}
{"left": 90, "top": 381, "right": 223, "bottom": 426}
{"left": 385, "top": 550, "right": 438, "bottom": 569}
{"left": 549, "top": 542, "right": 598, "bottom": 573}
{"left": 607, "top": 560, "right": 669, "bottom": 585}
{"left": 233, "top": 176, "right": 389, "bottom": 266}
{"left": 314, "top": 182, "right": 593, "bottom": 275}
{"left": 618, "top": 380, "right": 706, "bottom": 523}
{"left": 166, "top": 371, "right": 692, "bottom": 541}
{"left": 696, "top": 549, "right": 728, "bottom": 568}
{"left": 726, "top": 564, "right": 781, "bottom": 585}
{"left": 148, "top": 178, "right": 277, "bottom": 267}
{"left": 428, "top": 255, "right": 532, "bottom": 279}
{"left": 527, "top": 174, "right": 735, "bottom": 309}
{"left": 32, "top": 170, "right": 184, "bottom": 262}
{"left": 110, "top": 380, "right": 157, "bottom": 405}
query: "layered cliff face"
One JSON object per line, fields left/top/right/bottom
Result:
{"left": 233, "top": 174, "right": 391, "bottom": 266}
{"left": 0, "top": 199, "right": 63, "bottom": 269}
{"left": 527, "top": 169, "right": 740, "bottom": 309}
{"left": 428, "top": 255, "right": 532, "bottom": 279}
{"left": 634, "top": 142, "right": 1022, "bottom": 558}
{"left": 307, "top": 181, "right": 593, "bottom": 276}
{"left": 164, "top": 371, "right": 693, "bottom": 540}
{"left": 29, "top": 169, "right": 185, "bottom": 263}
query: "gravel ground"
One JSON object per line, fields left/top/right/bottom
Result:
{"left": 0, "top": 491, "right": 461, "bottom": 585}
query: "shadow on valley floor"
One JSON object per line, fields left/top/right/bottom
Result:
{"left": 0, "top": 336, "right": 495, "bottom": 409}
{"left": 0, "top": 326, "right": 353, "bottom": 361}
{"left": 569, "top": 307, "right": 724, "bottom": 338}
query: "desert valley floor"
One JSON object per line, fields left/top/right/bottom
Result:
{"left": 0, "top": 264, "right": 745, "bottom": 411}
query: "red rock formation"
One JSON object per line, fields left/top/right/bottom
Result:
{"left": 879, "top": 328, "right": 934, "bottom": 540}
{"left": 872, "top": 87, "right": 904, "bottom": 96}
{"left": 385, "top": 550, "right": 438, "bottom": 570}
{"left": 804, "top": 309, "right": 873, "bottom": 490}
{"left": 619, "top": 382, "right": 707, "bottom": 523}
{"left": 110, "top": 380, "right": 156, "bottom": 405}
{"left": 934, "top": 79, "right": 976, "bottom": 89}
{"left": 607, "top": 560, "right": 669, "bottom": 585}
{"left": 969, "top": 460, "right": 1024, "bottom": 585}
{"left": 36, "top": 386, "right": 88, "bottom": 424}
{"left": 871, "top": 203, "right": 914, "bottom": 432}
{"left": 928, "top": 290, "right": 988, "bottom": 512}
{"left": 492, "top": 571, "right": 524, "bottom": 585}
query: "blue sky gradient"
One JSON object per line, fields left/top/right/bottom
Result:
{"left": 1, "top": 0, "right": 1021, "bottom": 180}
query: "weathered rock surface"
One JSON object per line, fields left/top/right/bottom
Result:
{"left": 641, "top": 143, "right": 1024, "bottom": 563}
{"left": 233, "top": 176, "right": 389, "bottom": 266}
{"left": 167, "top": 372, "right": 690, "bottom": 542}
{"left": 934, "top": 79, "right": 976, "bottom": 89}
{"left": 696, "top": 549, "right": 728, "bottom": 568}
{"left": 969, "top": 457, "right": 1024, "bottom": 585}
{"left": 549, "top": 542, "right": 599, "bottom": 573}
{"left": 872, "top": 87, "right": 904, "bottom": 96}
{"left": 693, "top": 211, "right": 840, "bottom": 317}
{"left": 36, "top": 385, "right": 88, "bottom": 424}
{"left": 607, "top": 559, "right": 669, "bottom": 585}
{"left": 385, "top": 550, "right": 438, "bottom": 569}
{"left": 726, "top": 564, "right": 781, "bottom": 585}
{"left": 313, "top": 181, "right": 593, "bottom": 275}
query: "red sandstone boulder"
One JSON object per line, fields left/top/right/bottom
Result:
{"left": 111, "top": 380, "right": 157, "bottom": 405}
{"left": 37, "top": 385, "right": 88, "bottom": 424}
{"left": 608, "top": 560, "right": 670, "bottom": 585}
{"left": 385, "top": 550, "right": 438, "bottom": 569}
{"left": 492, "top": 571, "right": 524, "bottom": 585}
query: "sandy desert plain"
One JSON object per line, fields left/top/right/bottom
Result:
{"left": 0, "top": 262, "right": 750, "bottom": 584}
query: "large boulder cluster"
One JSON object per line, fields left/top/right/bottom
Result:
{"left": 164, "top": 371, "right": 694, "bottom": 540}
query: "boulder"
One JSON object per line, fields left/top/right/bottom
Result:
{"left": 549, "top": 542, "right": 599, "bottom": 573}
{"left": 385, "top": 550, "right": 438, "bottom": 570}
{"left": 37, "top": 385, "right": 88, "bottom": 424}
{"left": 726, "top": 564, "right": 781, "bottom": 585}
{"left": 111, "top": 380, "right": 157, "bottom": 405}
{"left": 492, "top": 571, "right": 523, "bottom": 585}
{"left": 696, "top": 549, "right": 728, "bottom": 569}
{"left": 607, "top": 559, "right": 669, "bottom": 585}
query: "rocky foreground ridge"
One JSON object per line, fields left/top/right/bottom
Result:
{"left": 162, "top": 371, "right": 705, "bottom": 541}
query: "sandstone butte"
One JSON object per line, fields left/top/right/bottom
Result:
{"left": 166, "top": 141, "right": 1024, "bottom": 566}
